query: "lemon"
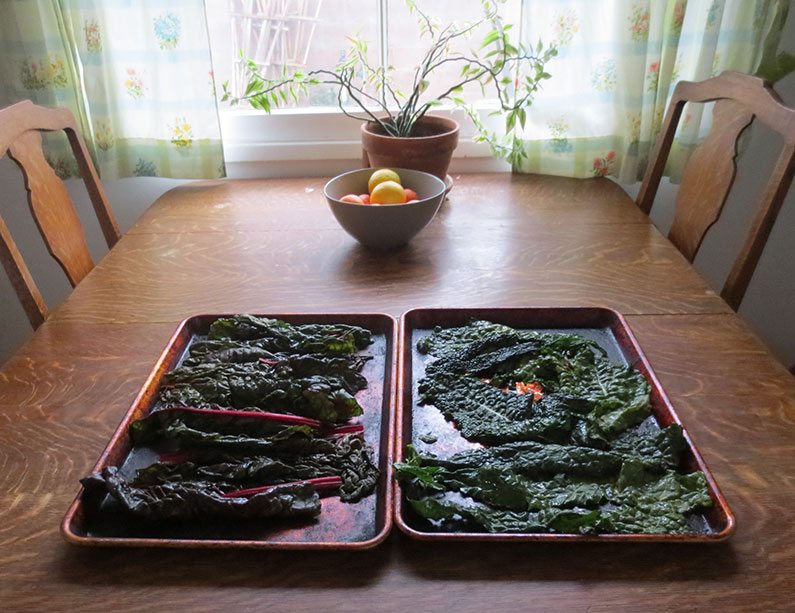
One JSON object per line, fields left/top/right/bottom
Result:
{"left": 370, "top": 180, "right": 406, "bottom": 205}
{"left": 368, "top": 169, "right": 401, "bottom": 194}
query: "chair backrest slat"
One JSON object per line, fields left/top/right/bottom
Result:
{"left": 668, "top": 99, "right": 754, "bottom": 261}
{"left": 8, "top": 129, "right": 95, "bottom": 285}
{"left": 636, "top": 71, "right": 795, "bottom": 310}
{"left": 0, "top": 215, "right": 48, "bottom": 328}
{"left": 0, "top": 100, "right": 121, "bottom": 328}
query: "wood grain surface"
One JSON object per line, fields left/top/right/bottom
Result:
{"left": 1, "top": 173, "right": 793, "bottom": 611}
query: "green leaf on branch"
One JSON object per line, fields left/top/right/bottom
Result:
{"left": 243, "top": 77, "right": 262, "bottom": 97}
{"left": 480, "top": 29, "right": 501, "bottom": 48}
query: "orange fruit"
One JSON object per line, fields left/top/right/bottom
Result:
{"left": 340, "top": 194, "right": 364, "bottom": 204}
{"left": 368, "top": 169, "right": 401, "bottom": 193}
{"left": 404, "top": 188, "right": 418, "bottom": 201}
{"left": 370, "top": 180, "right": 406, "bottom": 204}
{"left": 358, "top": 194, "right": 371, "bottom": 204}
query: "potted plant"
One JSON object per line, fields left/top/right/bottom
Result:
{"left": 223, "top": 0, "right": 557, "bottom": 181}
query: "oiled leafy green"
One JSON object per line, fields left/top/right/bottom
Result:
{"left": 406, "top": 496, "right": 602, "bottom": 534}
{"left": 130, "top": 408, "right": 319, "bottom": 453}
{"left": 416, "top": 320, "right": 522, "bottom": 356}
{"left": 399, "top": 320, "right": 710, "bottom": 535}
{"left": 82, "top": 466, "right": 321, "bottom": 521}
{"left": 419, "top": 371, "right": 594, "bottom": 444}
{"left": 132, "top": 432, "right": 378, "bottom": 503}
{"left": 208, "top": 315, "right": 372, "bottom": 355}
{"left": 397, "top": 449, "right": 711, "bottom": 534}
{"left": 158, "top": 361, "right": 364, "bottom": 423}
{"left": 84, "top": 316, "right": 381, "bottom": 525}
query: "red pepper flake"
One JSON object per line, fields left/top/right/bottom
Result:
{"left": 515, "top": 381, "right": 544, "bottom": 401}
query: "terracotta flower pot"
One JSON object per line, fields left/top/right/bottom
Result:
{"left": 361, "top": 115, "right": 459, "bottom": 182}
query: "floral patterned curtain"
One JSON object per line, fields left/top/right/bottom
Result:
{"left": 0, "top": 0, "right": 224, "bottom": 179}
{"left": 516, "top": 0, "right": 790, "bottom": 181}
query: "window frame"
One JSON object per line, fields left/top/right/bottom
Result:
{"left": 215, "top": 0, "right": 513, "bottom": 177}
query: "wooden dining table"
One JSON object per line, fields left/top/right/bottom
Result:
{"left": 1, "top": 173, "right": 794, "bottom": 611}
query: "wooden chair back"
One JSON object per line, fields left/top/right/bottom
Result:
{"left": 0, "top": 100, "right": 120, "bottom": 328}
{"left": 637, "top": 71, "right": 795, "bottom": 310}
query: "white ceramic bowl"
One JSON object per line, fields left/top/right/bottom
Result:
{"left": 324, "top": 168, "right": 446, "bottom": 249}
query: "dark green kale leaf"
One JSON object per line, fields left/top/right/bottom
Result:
{"left": 397, "top": 447, "right": 712, "bottom": 534}
{"left": 596, "top": 471, "right": 713, "bottom": 534}
{"left": 419, "top": 440, "right": 623, "bottom": 480}
{"left": 393, "top": 446, "right": 446, "bottom": 493}
{"left": 397, "top": 448, "right": 605, "bottom": 512}
{"left": 611, "top": 469, "right": 713, "bottom": 514}
{"left": 208, "top": 315, "right": 371, "bottom": 354}
{"left": 425, "top": 340, "right": 541, "bottom": 378}
{"left": 417, "top": 321, "right": 520, "bottom": 356}
{"left": 449, "top": 469, "right": 605, "bottom": 512}
{"left": 81, "top": 466, "right": 321, "bottom": 521}
{"left": 419, "top": 373, "right": 577, "bottom": 444}
{"left": 560, "top": 359, "right": 651, "bottom": 444}
{"left": 609, "top": 424, "right": 687, "bottom": 472}
{"left": 420, "top": 373, "right": 529, "bottom": 436}
{"left": 406, "top": 496, "right": 601, "bottom": 534}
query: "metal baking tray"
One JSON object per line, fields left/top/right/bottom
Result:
{"left": 395, "top": 307, "right": 735, "bottom": 542}
{"left": 62, "top": 313, "right": 396, "bottom": 550}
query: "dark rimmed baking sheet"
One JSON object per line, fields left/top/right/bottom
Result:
{"left": 62, "top": 313, "right": 396, "bottom": 550}
{"left": 395, "top": 307, "right": 735, "bottom": 543}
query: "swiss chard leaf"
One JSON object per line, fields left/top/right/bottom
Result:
{"left": 158, "top": 361, "right": 364, "bottom": 423}
{"left": 208, "top": 315, "right": 372, "bottom": 354}
{"left": 133, "top": 433, "right": 379, "bottom": 503}
{"left": 82, "top": 466, "right": 321, "bottom": 521}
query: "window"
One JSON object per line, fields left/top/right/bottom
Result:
{"left": 205, "top": 0, "right": 516, "bottom": 176}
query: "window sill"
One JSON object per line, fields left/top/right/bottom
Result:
{"left": 219, "top": 106, "right": 510, "bottom": 177}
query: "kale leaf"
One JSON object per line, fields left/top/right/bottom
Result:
{"left": 406, "top": 496, "right": 602, "bottom": 534}
{"left": 400, "top": 320, "right": 710, "bottom": 535}
{"left": 398, "top": 449, "right": 712, "bottom": 534}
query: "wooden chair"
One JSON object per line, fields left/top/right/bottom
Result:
{"left": 0, "top": 100, "right": 120, "bottom": 329}
{"left": 637, "top": 70, "right": 795, "bottom": 311}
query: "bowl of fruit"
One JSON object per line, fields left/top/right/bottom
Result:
{"left": 324, "top": 167, "right": 446, "bottom": 249}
